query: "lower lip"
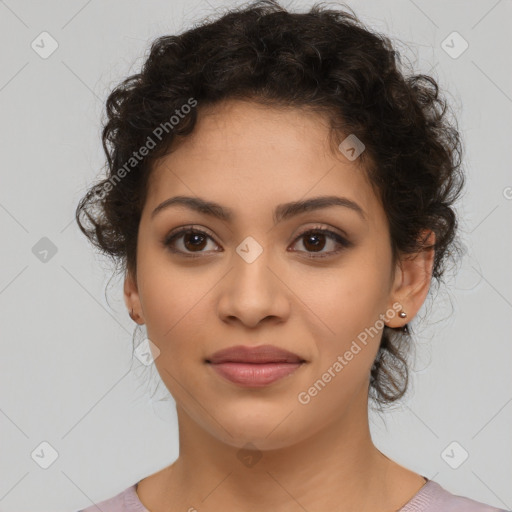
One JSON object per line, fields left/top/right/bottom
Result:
{"left": 208, "top": 362, "right": 303, "bottom": 387}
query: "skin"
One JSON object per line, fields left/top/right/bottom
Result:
{"left": 124, "top": 99, "right": 435, "bottom": 512}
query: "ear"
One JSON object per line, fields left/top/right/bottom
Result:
{"left": 124, "top": 269, "right": 145, "bottom": 325}
{"left": 386, "top": 230, "right": 435, "bottom": 328}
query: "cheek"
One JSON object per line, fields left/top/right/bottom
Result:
{"left": 299, "top": 283, "right": 386, "bottom": 411}
{"left": 136, "top": 247, "right": 202, "bottom": 347}
{"left": 139, "top": 269, "right": 210, "bottom": 398}
{"left": 299, "top": 252, "right": 392, "bottom": 388}
{"left": 308, "top": 255, "right": 391, "bottom": 335}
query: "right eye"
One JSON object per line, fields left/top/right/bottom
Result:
{"left": 162, "top": 226, "right": 222, "bottom": 258}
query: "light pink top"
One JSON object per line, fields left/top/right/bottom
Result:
{"left": 76, "top": 477, "right": 509, "bottom": 512}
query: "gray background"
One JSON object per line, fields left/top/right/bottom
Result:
{"left": 0, "top": 0, "right": 511, "bottom": 511}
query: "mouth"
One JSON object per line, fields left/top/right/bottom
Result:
{"left": 205, "top": 344, "right": 306, "bottom": 388}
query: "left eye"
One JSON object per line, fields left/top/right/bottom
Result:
{"left": 163, "top": 226, "right": 351, "bottom": 258}
{"left": 289, "top": 228, "right": 351, "bottom": 258}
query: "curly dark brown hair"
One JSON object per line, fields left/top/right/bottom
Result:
{"left": 75, "top": 0, "right": 464, "bottom": 410}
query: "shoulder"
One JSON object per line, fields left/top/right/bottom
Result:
{"left": 401, "top": 480, "right": 509, "bottom": 512}
{"left": 75, "top": 482, "right": 148, "bottom": 512}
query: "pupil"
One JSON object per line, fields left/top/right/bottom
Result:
{"left": 305, "top": 234, "right": 324, "bottom": 251}
{"left": 185, "top": 233, "right": 206, "bottom": 250}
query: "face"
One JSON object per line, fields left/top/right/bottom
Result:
{"left": 125, "top": 99, "right": 414, "bottom": 450}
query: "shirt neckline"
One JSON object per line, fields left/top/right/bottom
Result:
{"left": 396, "top": 476, "right": 435, "bottom": 511}
{"left": 130, "top": 475, "right": 435, "bottom": 512}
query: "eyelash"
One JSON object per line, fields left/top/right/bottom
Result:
{"left": 162, "top": 224, "right": 352, "bottom": 259}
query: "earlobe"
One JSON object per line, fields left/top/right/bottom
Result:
{"left": 386, "top": 230, "right": 435, "bottom": 328}
{"left": 123, "top": 270, "right": 145, "bottom": 324}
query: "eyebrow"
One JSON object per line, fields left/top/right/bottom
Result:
{"left": 151, "top": 195, "right": 366, "bottom": 223}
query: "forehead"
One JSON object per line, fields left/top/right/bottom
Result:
{"left": 145, "top": 100, "right": 381, "bottom": 223}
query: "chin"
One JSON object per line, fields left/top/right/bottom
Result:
{"left": 216, "top": 429, "right": 301, "bottom": 452}
{"left": 204, "top": 408, "right": 309, "bottom": 452}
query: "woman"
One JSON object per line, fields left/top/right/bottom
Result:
{"left": 74, "top": 1, "right": 507, "bottom": 510}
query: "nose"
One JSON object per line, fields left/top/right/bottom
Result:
{"left": 216, "top": 248, "right": 290, "bottom": 329}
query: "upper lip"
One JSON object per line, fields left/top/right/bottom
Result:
{"left": 206, "top": 344, "right": 305, "bottom": 364}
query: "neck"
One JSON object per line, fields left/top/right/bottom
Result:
{"left": 143, "top": 388, "right": 416, "bottom": 512}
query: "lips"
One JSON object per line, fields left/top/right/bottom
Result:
{"left": 206, "top": 344, "right": 305, "bottom": 364}
{"left": 206, "top": 345, "right": 306, "bottom": 387}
